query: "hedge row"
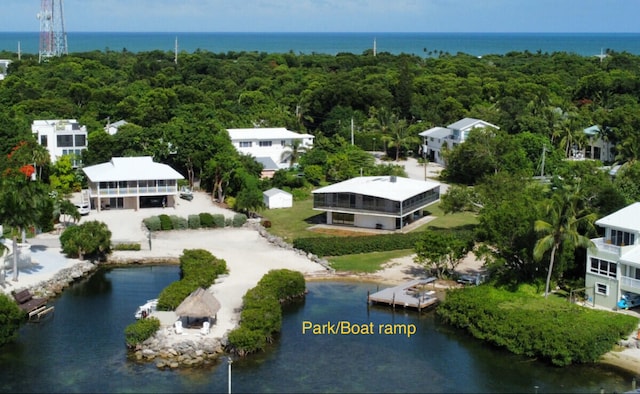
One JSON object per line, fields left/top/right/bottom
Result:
{"left": 0, "top": 293, "right": 26, "bottom": 346}
{"left": 227, "top": 269, "right": 305, "bottom": 356}
{"left": 436, "top": 285, "right": 638, "bottom": 366}
{"left": 157, "top": 249, "right": 228, "bottom": 310}
{"left": 293, "top": 228, "right": 474, "bottom": 257}
{"left": 143, "top": 212, "right": 247, "bottom": 232}
{"left": 124, "top": 317, "right": 161, "bottom": 348}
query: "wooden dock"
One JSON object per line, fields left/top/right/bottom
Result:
{"left": 368, "top": 278, "right": 439, "bottom": 311}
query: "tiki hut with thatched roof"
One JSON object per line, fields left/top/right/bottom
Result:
{"left": 175, "top": 287, "right": 221, "bottom": 327}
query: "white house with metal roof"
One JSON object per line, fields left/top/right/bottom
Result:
{"left": 32, "top": 119, "right": 88, "bottom": 167}
{"left": 419, "top": 118, "right": 499, "bottom": 166}
{"left": 578, "top": 125, "right": 615, "bottom": 163}
{"left": 227, "top": 128, "right": 314, "bottom": 177}
{"left": 585, "top": 202, "right": 640, "bottom": 309}
{"left": 82, "top": 156, "right": 184, "bottom": 211}
{"left": 263, "top": 187, "right": 293, "bottom": 209}
{"left": 312, "top": 176, "right": 440, "bottom": 230}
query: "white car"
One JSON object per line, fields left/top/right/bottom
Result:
{"left": 75, "top": 203, "right": 90, "bottom": 215}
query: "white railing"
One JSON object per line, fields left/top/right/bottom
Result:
{"left": 621, "top": 276, "right": 640, "bottom": 289}
{"left": 592, "top": 237, "right": 621, "bottom": 255}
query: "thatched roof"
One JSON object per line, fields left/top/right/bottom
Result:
{"left": 175, "top": 287, "right": 221, "bottom": 318}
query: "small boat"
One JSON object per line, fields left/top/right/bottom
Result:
{"left": 179, "top": 186, "right": 193, "bottom": 201}
{"left": 134, "top": 299, "right": 158, "bottom": 319}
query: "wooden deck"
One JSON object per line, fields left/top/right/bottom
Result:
{"left": 368, "top": 278, "right": 439, "bottom": 311}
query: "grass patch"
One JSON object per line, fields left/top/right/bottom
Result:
{"left": 260, "top": 199, "right": 325, "bottom": 241}
{"left": 328, "top": 249, "right": 414, "bottom": 273}
{"left": 416, "top": 201, "right": 479, "bottom": 230}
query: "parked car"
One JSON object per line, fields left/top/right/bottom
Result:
{"left": 75, "top": 202, "right": 90, "bottom": 215}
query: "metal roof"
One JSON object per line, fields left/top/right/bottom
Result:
{"left": 595, "top": 202, "right": 640, "bottom": 233}
{"left": 312, "top": 176, "right": 440, "bottom": 201}
{"left": 227, "top": 127, "right": 312, "bottom": 141}
{"left": 419, "top": 126, "right": 452, "bottom": 138}
{"left": 255, "top": 156, "right": 279, "bottom": 171}
{"left": 447, "top": 118, "right": 498, "bottom": 131}
{"left": 264, "top": 187, "right": 292, "bottom": 197}
{"left": 82, "top": 156, "right": 184, "bottom": 182}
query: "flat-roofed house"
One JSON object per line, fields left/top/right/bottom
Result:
{"left": 227, "top": 128, "right": 314, "bottom": 177}
{"left": 82, "top": 156, "right": 184, "bottom": 212}
{"left": 419, "top": 118, "right": 499, "bottom": 166}
{"left": 312, "top": 176, "right": 440, "bottom": 230}
{"left": 32, "top": 119, "right": 88, "bottom": 167}
{"left": 585, "top": 202, "right": 640, "bottom": 309}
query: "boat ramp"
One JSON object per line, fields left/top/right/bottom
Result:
{"left": 368, "top": 278, "right": 439, "bottom": 311}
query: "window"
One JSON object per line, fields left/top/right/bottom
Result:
{"left": 259, "top": 141, "right": 272, "bottom": 147}
{"left": 74, "top": 135, "right": 86, "bottom": 147}
{"left": 595, "top": 283, "right": 608, "bottom": 296}
{"left": 611, "top": 229, "right": 635, "bottom": 246}
{"left": 281, "top": 140, "right": 286, "bottom": 146}
{"left": 589, "top": 258, "right": 616, "bottom": 278}
{"left": 333, "top": 212, "right": 354, "bottom": 225}
{"left": 239, "top": 141, "right": 252, "bottom": 148}
{"left": 40, "top": 135, "right": 48, "bottom": 147}
{"left": 57, "top": 134, "right": 74, "bottom": 147}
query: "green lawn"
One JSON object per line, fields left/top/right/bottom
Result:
{"left": 327, "top": 249, "right": 414, "bottom": 273}
{"left": 261, "top": 198, "right": 477, "bottom": 273}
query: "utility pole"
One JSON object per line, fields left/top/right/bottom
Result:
{"left": 350, "top": 117, "right": 354, "bottom": 145}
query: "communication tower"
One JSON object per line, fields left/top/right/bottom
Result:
{"left": 37, "top": 0, "right": 68, "bottom": 62}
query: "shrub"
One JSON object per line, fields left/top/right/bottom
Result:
{"left": 227, "top": 326, "right": 267, "bottom": 357}
{"left": 188, "top": 214, "right": 201, "bottom": 229}
{"left": 113, "top": 243, "right": 141, "bottom": 251}
{"left": 232, "top": 213, "right": 247, "bottom": 227}
{"left": 262, "top": 220, "right": 272, "bottom": 228}
{"left": 291, "top": 188, "right": 310, "bottom": 201}
{"left": 159, "top": 214, "right": 173, "bottom": 231}
{"left": 436, "top": 286, "right": 638, "bottom": 366}
{"left": 60, "top": 220, "right": 112, "bottom": 261}
{"left": 170, "top": 215, "right": 188, "bottom": 230}
{"left": 225, "top": 196, "right": 236, "bottom": 210}
{"left": 143, "top": 216, "right": 161, "bottom": 231}
{"left": 213, "top": 214, "right": 226, "bottom": 228}
{"left": 157, "top": 279, "right": 198, "bottom": 310}
{"left": 199, "top": 212, "right": 214, "bottom": 228}
{"left": 228, "top": 269, "right": 306, "bottom": 356}
{"left": 124, "top": 317, "right": 161, "bottom": 347}
{"left": 0, "top": 293, "right": 25, "bottom": 346}
{"left": 225, "top": 217, "right": 233, "bottom": 227}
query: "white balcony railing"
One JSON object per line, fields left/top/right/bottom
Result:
{"left": 592, "top": 237, "right": 621, "bottom": 255}
{"left": 621, "top": 276, "right": 640, "bottom": 289}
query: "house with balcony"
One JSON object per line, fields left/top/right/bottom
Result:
{"left": 82, "top": 156, "right": 184, "bottom": 212}
{"left": 419, "top": 118, "right": 499, "bottom": 166}
{"left": 227, "top": 127, "right": 314, "bottom": 177}
{"left": 32, "top": 119, "right": 88, "bottom": 167}
{"left": 585, "top": 202, "right": 640, "bottom": 309}
{"left": 312, "top": 176, "right": 440, "bottom": 230}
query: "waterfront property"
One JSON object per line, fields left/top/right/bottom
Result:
{"left": 227, "top": 127, "right": 314, "bottom": 177}
{"left": 82, "top": 156, "right": 184, "bottom": 212}
{"left": 312, "top": 176, "right": 440, "bottom": 230}
{"left": 368, "top": 278, "right": 439, "bottom": 310}
{"left": 585, "top": 202, "right": 640, "bottom": 309}
{"left": 32, "top": 119, "right": 88, "bottom": 167}
{"left": 419, "top": 117, "right": 499, "bottom": 166}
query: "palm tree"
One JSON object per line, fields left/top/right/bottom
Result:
{"left": 381, "top": 118, "right": 419, "bottom": 161}
{"left": 533, "top": 184, "right": 597, "bottom": 298}
{"left": 280, "top": 139, "right": 307, "bottom": 168}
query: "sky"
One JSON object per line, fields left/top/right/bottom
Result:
{"left": 3, "top": 0, "right": 639, "bottom": 33}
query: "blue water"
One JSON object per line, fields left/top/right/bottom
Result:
{"left": 1, "top": 32, "right": 639, "bottom": 57}
{"left": 0, "top": 266, "right": 634, "bottom": 393}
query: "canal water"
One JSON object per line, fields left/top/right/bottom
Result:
{"left": 0, "top": 266, "right": 634, "bottom": 393}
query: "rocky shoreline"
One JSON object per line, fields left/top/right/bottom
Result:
{"left": 21, "top": 261, "right": 97, "bottom": 300}
{"left": 132, "top": 329, "right": 227, "bottom": 368}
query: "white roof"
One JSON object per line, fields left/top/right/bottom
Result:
{"left": 596, "top": 202, "right": 640, "bottom": 233}
{"left": 82, "top": 156, "right": 184, "bottom": 182}
{"left": 447, "top": 118, "right": 498, "bottom": 131}
{"left": 419, "top": 126, "right": 452, "bottom": 138}
{"left": 227, "top": 127, "right": 311, "bottom": 141}
{"left": 264, "top": 187, "right": 292, "bottom": 197}
{"left": 312, "top": 176, "right": 440, "bottom": 201}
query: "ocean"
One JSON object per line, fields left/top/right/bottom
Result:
{"left": 1, "top": 32, "right": 640, "bottom": 57}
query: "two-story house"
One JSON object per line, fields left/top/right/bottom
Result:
{"left": 585, "top": 202, "right": 640, "bottom": 309}
{"left": 312, "top": 176, "right": 440, "bottom": 230}
{"left": 227, "top": 128, "right": 314, "bottom": 178}
{"left": 32, "top": 119, "right": 88, "bottom": 167}
{"left": 419, "top": 118, "right": 499, "bottom": 166}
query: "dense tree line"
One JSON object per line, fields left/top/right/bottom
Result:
{"left": 2, "top": 48, "right": 640, "bottom": 289}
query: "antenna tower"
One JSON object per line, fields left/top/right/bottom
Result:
{"left": 37, "top": 0, "right": 68, "bottom": 62}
